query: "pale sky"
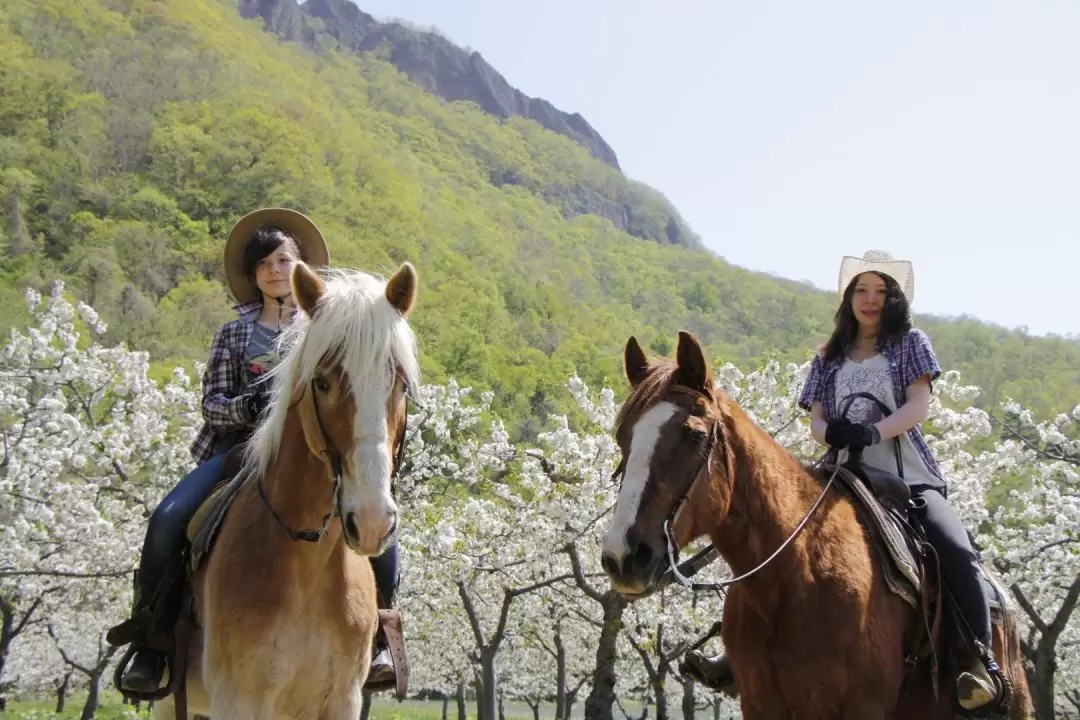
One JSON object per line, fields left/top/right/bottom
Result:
{"left": 343, "top": 0, "right": 1080, "bottom": 337}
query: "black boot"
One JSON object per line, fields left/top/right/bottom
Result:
{"left": 118, "top": 572, "right": 168, "bottom": 694}
{"left": 680, "top": 650, "right": 738, "bottom": 697}
{"left": 367, "top": 540, "right": 400, "bottom": 686}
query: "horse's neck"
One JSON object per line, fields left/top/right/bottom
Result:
{"left": 711, "top": 410, "right": 822, "bottom": 592}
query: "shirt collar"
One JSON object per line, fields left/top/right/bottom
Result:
{"left": 233, "top": 300, "right": 263, "bottom": 322}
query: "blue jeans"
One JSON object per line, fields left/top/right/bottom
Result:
{"left": 136, "top": 452, "right": 228, "bottom": 596}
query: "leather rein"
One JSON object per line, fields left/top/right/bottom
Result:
{"left": 255, "top": 375, "right": 409, "bottom": 544}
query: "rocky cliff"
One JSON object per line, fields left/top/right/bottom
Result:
{"left": 239, "top": 0, "right": 620, "bottom": 169}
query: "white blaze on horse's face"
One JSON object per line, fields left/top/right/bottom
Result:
{"left": 340, "top": 378, "right": 400, "bottom": 554}
{"left": 601, "top": 401, "right": 678, "bottom": 588}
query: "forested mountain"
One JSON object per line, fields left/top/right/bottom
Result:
{"left": 2, "top": 0, "right": 1077, "bottom": 440}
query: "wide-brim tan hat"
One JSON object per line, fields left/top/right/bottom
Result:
{"left": 224, "top": 208, "right": 329, "bottom": 304}
{"left": 838, "top": 249, "right": 915, "bottom": 305}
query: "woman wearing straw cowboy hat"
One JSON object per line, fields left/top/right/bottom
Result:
{"left": 685, "top": 250, "right": 1004, "bottom": 712}
{"left": 117, "top": 208, "right": 400, "bottom": 693}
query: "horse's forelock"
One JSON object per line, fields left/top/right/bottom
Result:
{"left": 244, "top": 268, "right": 420, "bottom": 478}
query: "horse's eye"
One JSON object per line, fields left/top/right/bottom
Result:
{"left": 314, "top": 375, "right": 332, "bottom": 394}
{"left": 685, "top": 426, "right": 708, "bottom": 442}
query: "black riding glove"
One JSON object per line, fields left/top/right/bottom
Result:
{"left": 825, "top": 418, "right": 854, "bottom": 448}
{"left": 242, "top": 383, "right": 270, "bottom": 422}
{"left": 834, "top": 422, "right": 881, "bottom": 451}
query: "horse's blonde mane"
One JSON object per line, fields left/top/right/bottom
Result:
{"left": 243, "top": 267, "right": 421, "bottom": 478}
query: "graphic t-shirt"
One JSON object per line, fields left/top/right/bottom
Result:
{"left": 245, "top": 322, "right": 283, "bottom": 387}
{"left": 833, "top": 353, "right": 939, "bottom": 487}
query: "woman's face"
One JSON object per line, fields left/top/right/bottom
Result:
{"left": 850, "top": 272, "right": 887, "bottom": 331}
{"left": 254, "top": 242, "right": 300, "bottom": 300}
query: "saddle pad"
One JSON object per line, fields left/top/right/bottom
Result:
{"left": 828, "top": 464, "right": 922, "bottom": 608}
{"left": 187, "top": 471, "right": 249, "bottom": 575}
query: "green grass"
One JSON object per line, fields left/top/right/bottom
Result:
{"left": 0, "top": 692, "right": 479, "bottom": 719}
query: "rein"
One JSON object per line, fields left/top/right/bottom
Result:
{"left": 255, "top": 376, "right": 409, "bottom": 544}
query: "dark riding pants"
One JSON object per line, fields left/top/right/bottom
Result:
{"left": 909, "top": 485, "right": 992, "bottom": 647}
{"left": 138, "top": 452, "right": 400, "bottom": 607}
{"left": 138, "top": 452, "right": 228, "bottom": 595}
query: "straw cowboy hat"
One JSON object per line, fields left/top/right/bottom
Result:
{"left": 224, "top": 208, "right": 330, "bottom": 304}
{"left": 838, "top": 250, "right": 915, "bottom": 305}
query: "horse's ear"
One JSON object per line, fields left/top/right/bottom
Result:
{"left": 292, "top": 262, "right": 326, "bottom": 317}
{"left": 624, "top": 336, "right": 649, "bottom": 387}
{"left": 385, "top": 262, "right": 418, "bottom": 317}
{"left": 675, "top": 331, "right": 712, "bottom": 392}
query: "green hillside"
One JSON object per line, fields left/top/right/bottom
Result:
{"left": 2, "top": 0, "right": 1077, "bottom": 439}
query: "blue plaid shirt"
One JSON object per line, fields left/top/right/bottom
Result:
{"left": 797, "top": 328, "right": 946, "bottom": 490}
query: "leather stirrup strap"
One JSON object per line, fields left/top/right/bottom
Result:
{"left": 380, "top": 609, "right": 409, "bottom": 700}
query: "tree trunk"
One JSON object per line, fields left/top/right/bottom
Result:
{"left": 555, "top": 626, "right": 567, "bottom": 720}
{"left": 1031, "top": 641, "right": 1056, "bottom": 720}
{"left": 681, "top": 677, "right": 695, "bottom": 720}
{"left": 0, "top": 596, "right": 17, "bottom": 712}
{"left": 584, "top": 590, "right": 627, "bottom": 720}
{"left": 56, "top": 669, "right": 72, "bottom": 712}
{"left": 457, "top": 677, "right": 468, "bottom": 720}
{"left": 653, "top": 666, "right": 668, "bottom": 720}
{"left": 479, "top": 648, "right": 497, "bottom": 720}
{"left": 442, "top": 693, "right": 449, "bottom": 720}
{"left": 360, "top": 689, "right": 372, "bottom": 720}
{"left": 79, "top": 671, "right": 101, "bottom": 720}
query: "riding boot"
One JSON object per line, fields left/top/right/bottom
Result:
{"left": 119, "top": 452, "right": 228, "bottom": 694}
{"left": 680, "top": 650, "right": 738, "bottom": 697}
{"left": 368, "top": 539, "right": 400, "bottom": 685}
{"left": 119, "top": 569, "right": 168, "bottom": 693}
{"left": 957, "top": 640, "right": 1003, "bottom": 711}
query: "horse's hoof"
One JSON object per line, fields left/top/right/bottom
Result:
{"left": 680, "top": 650, "right": 738, "bottom": 698}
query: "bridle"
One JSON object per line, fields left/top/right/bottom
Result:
{"left": 255, "top": 374, "right": 410, "bottom": 544}
{"left": 611, "top": 384, "right": 841, "bottom": 596}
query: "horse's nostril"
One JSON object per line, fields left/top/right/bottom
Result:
{"left": 631, "top": 538, "right": 653, "bottom": 572}
{"left": 344, "top": 512, "right": 360, "bottom": 542}
{"left": 601, "top": 553, "right": 617, "bottom": 577}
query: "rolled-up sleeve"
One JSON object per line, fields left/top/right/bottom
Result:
{"left": 200, "top": 325, "right": 252, "bottom": 429}
{"left": 797, "top": 353, "right": 825, "bottom": 413}
{"left": 902, "top": 329, "right": 942, "bottom": 388}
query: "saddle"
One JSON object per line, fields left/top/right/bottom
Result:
{"left": 106, "top": 445, "right": 410, "bottom": 711}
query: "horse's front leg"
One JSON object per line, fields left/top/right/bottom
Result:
{"left": 323, "top": 680, "right": 364, "bottom": 720}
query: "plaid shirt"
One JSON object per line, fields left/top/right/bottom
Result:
{"left": 797, "top": 328, "right": 946, "bottom": 490}
{"left": 189, "top": 301, "right": 263, "bottom": 464}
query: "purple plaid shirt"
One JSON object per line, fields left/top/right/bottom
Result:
{"left": 797, "top": 328, "right": 946, "bottom": 489}
{"left": 189, "top": 301, "right": 263, "bottom": 464}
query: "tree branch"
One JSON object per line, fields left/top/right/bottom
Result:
{"left": 564, "top": 542, "right": 603, "bottom": 602}
{"left": 1008, "top": 583, "right": 1048, "bottom": 636}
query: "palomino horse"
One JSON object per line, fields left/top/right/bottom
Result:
{"left": 599, "top": 331, "right": 1033, "bottom": 720}
{"left": 153, "top": 261, "right": 421, "bottom": 719}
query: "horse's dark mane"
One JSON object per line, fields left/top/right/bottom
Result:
{"left": 615, "top": 358, "right": 680, "bottom": 442}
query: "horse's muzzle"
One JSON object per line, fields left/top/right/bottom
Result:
{"left": 600, "top": 532, "right": 667, "bottom": 599}
{"left": 342, "top": 509, "right": 397, "bottom": 555}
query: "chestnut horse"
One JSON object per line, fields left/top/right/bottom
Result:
{"left": 153, "top": 261, "right": 420, "bottom": 719}
{"left": 599, "top": 331, "right": 1033, "bottom": 720}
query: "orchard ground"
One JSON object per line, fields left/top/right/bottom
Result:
{"left": 0, "top": 693, "right": 677, "bottom": 720}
